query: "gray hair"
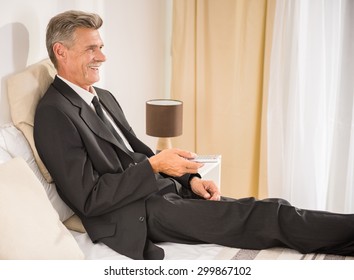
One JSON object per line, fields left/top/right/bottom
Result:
{"left": 46, "top": 10, "right": 103, "bottom": 68}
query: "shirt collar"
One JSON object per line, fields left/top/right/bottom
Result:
{"left": 57, "top": 75, "right": 98, "bottom": 106}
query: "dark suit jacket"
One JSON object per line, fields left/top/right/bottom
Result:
{"left": 34, "top": 76, "right": 193, "bottom": 259}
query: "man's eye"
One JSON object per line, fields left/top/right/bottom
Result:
{"left": 86, "top": 47, "right": 96, "bottom": 52}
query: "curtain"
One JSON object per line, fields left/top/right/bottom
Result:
{"left": 268, "top": 0, "right": 354, "bottom": 213}
{"left": 171, "top": 0, "right": 275, "bottom": 198}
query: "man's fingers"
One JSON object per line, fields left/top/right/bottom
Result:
{"left": 174, "top": 149, "right": 197, "bottom": 160}
{"left": 185, "top": 160, "right": 204, "bottom": 173}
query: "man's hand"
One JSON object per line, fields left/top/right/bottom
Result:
{"left": 190, "top": 177, "right": 221, "bottom": 201}
{"left": 148, "top": 148, "right": 204, "bottom": 177}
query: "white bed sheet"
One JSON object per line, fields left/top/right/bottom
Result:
{"left": 70, "top": 230, "right": 354, "bottom": 260}
{"left": 70, "top": 230, "right": 230, "bottom": 260}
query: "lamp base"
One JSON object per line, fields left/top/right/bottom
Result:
{"left": 156, "top": 137, "right": 172, "bottom": 153}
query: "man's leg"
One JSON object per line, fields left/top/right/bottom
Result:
{"left": 146, "top": 193, "right": 354, "bottom": 256}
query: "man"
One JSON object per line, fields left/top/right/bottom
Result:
{"left": 34, "top": 10, "right": 354, "bottom": 260}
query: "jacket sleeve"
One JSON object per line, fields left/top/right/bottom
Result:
{"left": 34, "top": 105, "right": 159, "bottom": 218}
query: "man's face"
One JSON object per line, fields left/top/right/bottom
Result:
{"left": 58, "top": 27, "right": 106, "bottom": 91}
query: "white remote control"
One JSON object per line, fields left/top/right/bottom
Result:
{"left": 189, "top": 155, "right": 220, "bottom": 163}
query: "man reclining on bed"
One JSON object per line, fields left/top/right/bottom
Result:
{"left": 34, "top": 10, "right": 354, "bottom": 260}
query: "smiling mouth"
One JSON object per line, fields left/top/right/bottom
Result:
{"left": 88, "top": 64, "right": 101, "bottom": 71}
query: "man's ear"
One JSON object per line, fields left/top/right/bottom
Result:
{"left": 53, "top": 42, "right": 67, "bottom": 62}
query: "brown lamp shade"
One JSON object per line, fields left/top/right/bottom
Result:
{"left": 146, "top": 99, "right": 183, "bottom": 137}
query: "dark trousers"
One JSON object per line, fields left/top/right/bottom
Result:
{"left": 146, "top": 193, "right": 354, "bottom": 257}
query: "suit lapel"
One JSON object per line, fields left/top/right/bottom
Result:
{"left": 52, "top": 77, "right": 154, "bottom": 159}
{"left": 96, "top": 89, "right": 155, "bottom": 157}
{"left": 52, "top": 77, "right": 134, "bottom": 159}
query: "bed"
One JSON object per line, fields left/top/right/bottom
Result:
{"left": 1, "top": 60, "right": 353, "bottom": 260}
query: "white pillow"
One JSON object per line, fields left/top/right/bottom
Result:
{"left": 0, "top": 147, "right": 12, "bottom": 164}
{"left": 0, "top": 157, "right": 84, "bottom": 259}
{"left": 0, "top": 124, "right": 74, "bottom": 222}
{"left": 0, "top": 130, "right": 11, "bottom": 163}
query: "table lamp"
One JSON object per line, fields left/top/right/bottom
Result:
{"left": 146, "top": 99, "right": 183, "bottom": 152}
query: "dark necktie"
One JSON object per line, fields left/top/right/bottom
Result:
{"left": 92, "top": 96, "right": 133, "bottom": 156}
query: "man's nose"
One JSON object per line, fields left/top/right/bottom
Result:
{"left": 97, "top": 49, "right": 106, "bottom": 62}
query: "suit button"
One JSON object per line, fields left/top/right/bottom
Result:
{"left": 139, "top": 216, "right": 145, "bottom": 222}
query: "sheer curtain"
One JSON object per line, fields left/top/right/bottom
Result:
{"left": 268, "top": 0, "right": 354, "bottom": 213}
